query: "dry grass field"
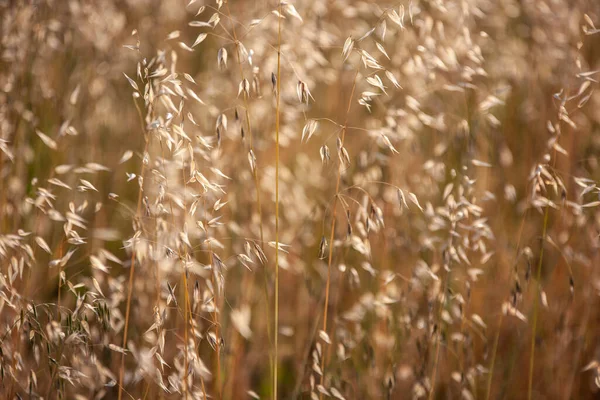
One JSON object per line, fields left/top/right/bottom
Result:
{"left": 2, "top": 0, "right": 600, "bottom": 399}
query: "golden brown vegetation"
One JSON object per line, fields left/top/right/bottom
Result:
{"left": 2, "top": 1, "right": 600, "bottom": 399}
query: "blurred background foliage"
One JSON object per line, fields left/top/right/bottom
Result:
{"left": 2, "top": 0, "right": 600, "bottom": 399}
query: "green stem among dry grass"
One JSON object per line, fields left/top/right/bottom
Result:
{"left": 428, "top": 242, "right": 453, "bottom": 400}
{"left": 528, "top": 204, "right": 550, "bottom": 400}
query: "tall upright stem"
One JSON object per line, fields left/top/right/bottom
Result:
{"left": 273, "top": 3, "right": 282, "bottom": 398}
{"left": 118, "top": 123, "right": 149, "bottom": 400}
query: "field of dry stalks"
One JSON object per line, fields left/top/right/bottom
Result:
{"left": 2, "top": 0, "right": 600, "bottom": 399}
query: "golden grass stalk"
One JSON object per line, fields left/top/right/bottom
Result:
{"left": 274, "top": 2, "right": 282, "bottom": 398}
{"left": 118, "top": 131, "right": 149, "bottom": 400}
{"left": 222, "top": 3, "right": 271, "bottom": 397}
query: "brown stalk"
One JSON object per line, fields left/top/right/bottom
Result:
{"left": 222, "top": 2, "right": 271, "bottom": 397}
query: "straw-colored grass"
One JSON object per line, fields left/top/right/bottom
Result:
{"left": 1, "top": 1, "right": 600, "bottom": 399}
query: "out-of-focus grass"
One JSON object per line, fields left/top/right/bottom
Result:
{"left": 1, "top": 1, "right": 600, "bottom": 399}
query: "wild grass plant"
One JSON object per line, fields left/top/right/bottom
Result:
{"left": 1, "top": 1, "right": 600, "bottom": 399}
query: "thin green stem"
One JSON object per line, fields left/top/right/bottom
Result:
{"left": 429, "top": 246, "right": 453, "bottom": 400}
{"left": 528, "top": 205, "right": 550, "bottom": 400}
